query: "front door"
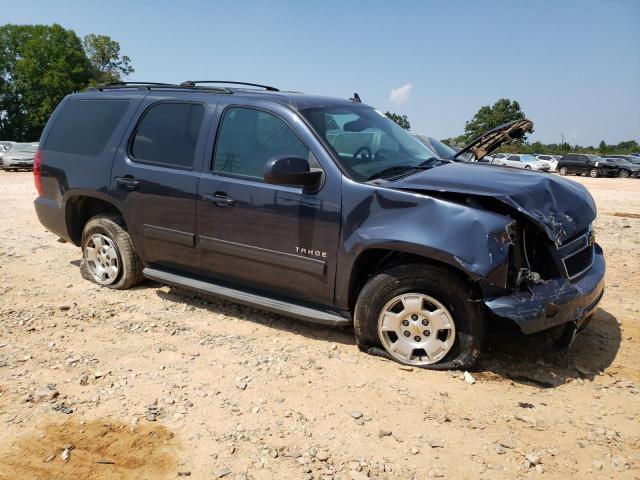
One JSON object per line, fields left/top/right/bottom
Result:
{"left": 111, "top": 96, "right": 211, "bottom": 273}
{"left": 196, "top": 104, "right": 341, "bottom": 305}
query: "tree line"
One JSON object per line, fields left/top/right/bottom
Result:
{"left": 387, "top": 98, "right": 639, "bottom": 155}
{"left": 0, "top": 24, "right": 133, "bottom": 141}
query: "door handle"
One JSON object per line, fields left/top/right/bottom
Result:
{"left": 115, "top": 177, "right": 140, "bottom": 191}
{"left": 203, "top": 193, "right": 235, "bottom": 207}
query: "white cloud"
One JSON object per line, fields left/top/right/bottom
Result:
{"left": 388, "top": 84, "right": 413, "bottom": 106}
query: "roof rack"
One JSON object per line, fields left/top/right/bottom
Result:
{"left": 181, "top": 80, "right": 279, "bottom": 92}
{"left": 88, "top": 81, "right": 233, "bottom": 94}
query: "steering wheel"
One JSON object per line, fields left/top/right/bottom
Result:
{"left": 351, "top": 146, "right": 373, "bottom": 165}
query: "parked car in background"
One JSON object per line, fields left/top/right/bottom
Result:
{"left": 535, "top": 154, "right": 558, "bottom": 172}
{"left": 605, "top": 154, "right": 640, "bottom": 165}
{"left": 557, "top": 154, "right": 618, "bottom": 177}
{"left": 491, "top": 153, "right": 551, "bottom": 171}
{"left": 486, "top": 152, "right": 508, "bottom": 163}
{"left": 602, "top": 156, "right": 640, "bottom": 178}
{"left": 413, "top": 135, "right": 457, "bottom": 159}
{"left": 0, "top": 143, "right": 37, "bottom": 170}
{"left": 0, "top": 141, "right": 17, "bottom": 160}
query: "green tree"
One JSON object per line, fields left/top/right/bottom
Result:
{"left": 463, "top": 98, "right": 527, "bottom": 142}
{"left": 0, "top": 24, "right": 134, "bottom": 141}
{"left": 0, "top": 24, "right": 92, "bottom": 140}
{"left": 384, "top": 111, "right": 411, "bottom": 130}
{"left": 82, "top": 34, "right": 133, "bottom": 84}
{"left": 598, "top": 140, "right": 607, "bottom": 155}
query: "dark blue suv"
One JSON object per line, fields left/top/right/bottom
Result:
{"left": 33, "top": 81, "right": 605, "bottom": 369}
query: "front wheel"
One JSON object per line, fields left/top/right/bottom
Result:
{"left": 558, "top": 166, "right": 568, "bottom": 175}
{"left": 354, "top": 264, "right": 484, "bottom": 369}
{"left": 80, "top": 215, "right": 144, "bottom": 289}
{"left": 589, "top": 168, "right": 599, "bottom": 178}
{"left": 525, "top": 165, "right": 532, "bottom": 170}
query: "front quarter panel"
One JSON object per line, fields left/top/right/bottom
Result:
{"left": 336, "top": 179, "right": 515, "bottom": 308}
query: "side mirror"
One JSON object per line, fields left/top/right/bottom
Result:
{"left": 263, "top": 156, "right": 323, "bottom": 190}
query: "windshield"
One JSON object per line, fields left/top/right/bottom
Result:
{"left": 302, "top": 105, "right": 443, "bottom": 181}
{"left": 12, "top": 144, "right": 37, "bottom": 153}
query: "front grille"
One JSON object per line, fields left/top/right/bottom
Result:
{"left": 563, "top": 246, "right": 594, "bottom": 279}
{"left": 558, "top": 228, "right": 595, "bottom": 280}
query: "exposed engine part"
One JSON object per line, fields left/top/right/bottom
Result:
{"left": 516, "top": 268, "right": 542, "bottom": 288}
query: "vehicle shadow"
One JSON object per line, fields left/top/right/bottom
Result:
{"left": 477, "top": 308, "right": 621, "bottom": 388}
{"left": 93, "top": 272, "right": 619, "bottom": 380}
{"left": 154, "top": 282, "right": 356, "bottom": 346}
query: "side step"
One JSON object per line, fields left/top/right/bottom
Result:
{"left": 143, "top": 267, "right": 351, "bottom": 326}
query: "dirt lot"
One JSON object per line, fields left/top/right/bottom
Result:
{"left": 0, "top": 171, "right": 638, "bottom": 480}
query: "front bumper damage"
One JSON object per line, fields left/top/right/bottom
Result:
{"left": 484, "top": 244, "right": 605, "bottom": 335}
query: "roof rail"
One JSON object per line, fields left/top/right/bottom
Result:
{"left": 181, "top": 80, "right": 279, "bottom": 92}
{"left": 88, "top": 82, "right": 233, "bottom": 94}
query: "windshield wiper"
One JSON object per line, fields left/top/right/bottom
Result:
{"left": 366, "top": 165, "right": 430, "bottom": 181}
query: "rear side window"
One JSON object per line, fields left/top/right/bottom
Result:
{"left": 44, "top": 99, "right": 129, "bottom": 156}
{"left": 131, "top": 102, "right": 205, "bottom": 169}
{"left": 213, "top": 107, "right": 310, "bottom": 179}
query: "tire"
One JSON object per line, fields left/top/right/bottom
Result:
{"left": 525, "top": 165, "right": 531, "bottom": 170}
{"left": 80, "top": 215, "right": 143, "bottom": 289}
{"left": 589, "top": 168, "right": 599, "bottom": 178}
{"left": 618, "top": 169, "right": 629, "bottom": 178}
{"left": 558, "top": 167, "right": 568, "bottom": 176}
{"left": 354, "top": 263, "right": 484, "bottom": 369}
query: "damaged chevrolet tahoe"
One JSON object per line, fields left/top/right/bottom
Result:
{"left": 33, "top": 81, "right": 605, "bottom": 369}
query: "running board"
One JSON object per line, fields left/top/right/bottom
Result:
{"left": 143, "top": 267, "right": 351, "bottom": 326}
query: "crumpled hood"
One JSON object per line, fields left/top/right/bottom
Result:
{"left": 390, "top": 162, "right": 596, "bottom": 244}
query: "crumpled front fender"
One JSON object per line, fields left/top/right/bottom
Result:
{"left": 337, "top": 183, "right": 516, "bottom": 308}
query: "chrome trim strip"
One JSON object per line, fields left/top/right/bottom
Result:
{"left": 198, "top": 236, "right": 326, "bottom": 276}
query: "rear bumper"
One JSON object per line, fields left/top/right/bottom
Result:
{"left": 484, "top": 245, "right": 605, "bottom": 335}
{"left": 34, "top": 197, "right": 71, "bottom": 242}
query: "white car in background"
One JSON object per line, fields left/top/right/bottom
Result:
{"left": 535, "top": 154, "right": 558, "bottom": 172}
{"left": 491, "top": 153, "right": 551, "bottom": 172}
{"left": 0, "top": 142, "right": 38, "bottom": 170}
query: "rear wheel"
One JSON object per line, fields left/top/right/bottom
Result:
{"left": 589, "top": 168, "right": 599, "bottom": 178}
{"left": 618, "top": 169, "right": 629, "bottom": 178}
{"left": 525, "top": 165, "right": 532, "bottom": 170}
{"left": 558, "top": 166, "right": 568, "bottom": 176}
{"left": 80, "top": 215, "right": 143, "bottom": 289}
{"left": 354, "top": 264, "right": 484, "bottom": 369}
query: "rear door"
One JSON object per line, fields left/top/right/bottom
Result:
{"left": 573, "top": 155, "right": 589, "bottom": 174}
{"left": 196, "top": 100, "right": 342, "bottom": 306}
{"left": 110, "top": 93, "right": 216, "bottom": 274}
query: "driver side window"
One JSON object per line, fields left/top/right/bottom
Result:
{"left": 213, "top": 107, "right": 310, "bottom": 180}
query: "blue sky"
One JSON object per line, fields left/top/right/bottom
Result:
{"left": 2, "top": 0, "right": 639, "bottom": 145}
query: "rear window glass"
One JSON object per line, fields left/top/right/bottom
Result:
{"left": 131, "top": 102, "right": 204, "bottom": 169}
{"left": 44, "top": 99, "right": 129, "bottom": 156}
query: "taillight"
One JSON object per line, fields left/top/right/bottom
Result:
{"left": 33, "top": 149, "right": 43, "bottom": 196}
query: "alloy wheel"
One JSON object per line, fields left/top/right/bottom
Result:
{"left": 84, "top": 233, "right": 120, "bottom": 285}
{"left": 377, "top": 293, "right": 456, "bottom": 365}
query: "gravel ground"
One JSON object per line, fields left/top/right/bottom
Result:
{"left": 0, "top": 170, "right": 638, "bottom": 480}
